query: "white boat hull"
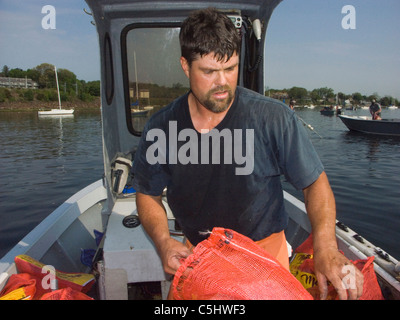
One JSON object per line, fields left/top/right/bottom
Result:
{"left": 38, "top": 109, "right": 75, "bottom": 115}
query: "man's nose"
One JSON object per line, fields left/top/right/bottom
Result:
{"left": 215, "top": 71, "right": 227, "bottom": 86}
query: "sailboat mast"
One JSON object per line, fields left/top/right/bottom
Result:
{"left": 54, "top": 66, "right": 62, "bottom": 110}
{"left": 134, "top": 51, "right": 139, "bottom": 101}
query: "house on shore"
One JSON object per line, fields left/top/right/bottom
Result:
{"left": 0, "top": 77, "right": 39, "bottom": 89}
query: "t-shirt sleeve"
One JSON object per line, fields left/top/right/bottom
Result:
{"left": 132, "top": 123, "right": 170, "bottom": 196}
{"left": 278, "top": 113, "right": 324, "bottom": 190}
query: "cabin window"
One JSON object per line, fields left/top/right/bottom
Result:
{"left": 123, "top": 27, "right": 189, "bottom": 135}
{"left": 104, "top": 33, "right": 114, "bottom": 105}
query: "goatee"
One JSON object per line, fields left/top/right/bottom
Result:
{"left": 201, "top": 86, "right": 234, "bottom": 113}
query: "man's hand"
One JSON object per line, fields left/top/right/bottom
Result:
{"left": 159, "top": 238, "right": 192, "bottom": 275}
{"left": 314, "top": 247, "right": 364, "bottom": 300}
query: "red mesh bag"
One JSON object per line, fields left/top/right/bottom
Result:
{"left": 40, "top": 287, "right": 93, "bottom": 300}
{"left": 290, "top": 234, "right": 385, "bottom": 300}
{"left": 172, "top": 228, "right": 312, "bottom": 300}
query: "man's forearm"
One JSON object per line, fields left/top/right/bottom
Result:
{"left": 302, "top": 171, "right": 364, "bottom": 300}
{"left": 136, "top": 192, "right": 170, "bottom": 252}
{"left": 302, "top": 171, "right": 337, "bottom": 252}
{"left": 136, "top": 192, "right": 192, "bottom": 274}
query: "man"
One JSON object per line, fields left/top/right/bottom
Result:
{"left": 289, "top": 99, "right": 296, "bottom": 110}
{"left": 369, "top": 99, "right": 382, "bottom": 120}
{"left": 132, "top": 8, "right": 363, "bottom": 300}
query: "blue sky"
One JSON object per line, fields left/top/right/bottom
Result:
{"left": 0, "top": 0, "right": 399, "bottom": 99}
{"left": 266, "top": 0, "right": 400, "bottom": 99}
{"left": 0, "top": 0, "right": 99, "bottom": 81}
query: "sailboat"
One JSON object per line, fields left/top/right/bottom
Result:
{"left": 131, "top": 51, "right": 149, "bottom": 117}
{"left": 38, "top": 66, "right": 74, "bottom": 116}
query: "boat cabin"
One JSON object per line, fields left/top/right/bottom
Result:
{"left": 86, "top": 0, "right": 281, "bottom": 180}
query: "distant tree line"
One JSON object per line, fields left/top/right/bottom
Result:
{"left": 266, "top": 86, "right": 399, "bottom": 107}
{"left": 3, "top": 64, "right": 397, "bottom": 107}
{"left": 0, "top": 64, "right": 100, "bottom": 103}
{"left": 129, "top": 82, "right": 189, "bottom": 107}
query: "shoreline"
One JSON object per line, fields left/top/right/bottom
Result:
{"left": 0, "top": 98, "right": 100, "bottom": 112}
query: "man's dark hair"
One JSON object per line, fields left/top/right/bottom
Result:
{"left": 179, "top": 7, "right": 241, "bottom": 66}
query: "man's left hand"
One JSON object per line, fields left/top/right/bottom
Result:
{"left": 313, "top": 247, "right": 364, "bottom": 300}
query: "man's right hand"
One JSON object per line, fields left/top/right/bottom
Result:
{"left": 159, "top": 237, "right": 192, "bottom": 274}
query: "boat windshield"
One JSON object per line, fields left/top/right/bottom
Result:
{"left": 125, "top": 27, "right": 189, "bottom": 134}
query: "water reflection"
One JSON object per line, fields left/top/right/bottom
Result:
{"left": 38, "top": 115, "right": 75, "bottom": 171}
{"left": 341, "top": 130, "right": 400, "bottom": 162}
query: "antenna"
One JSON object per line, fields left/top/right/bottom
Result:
{"left": 83, "top": 8, "right": 95, "bottom": 25}
{"left": 252, "top": 19, "right": 262, "bottom": 41}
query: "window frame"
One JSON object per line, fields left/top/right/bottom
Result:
{"left": 121, "top": 22, "right": 182, "bottom": 136}
{"left": 104, "top": 33, "right": 115, "bottom": 106}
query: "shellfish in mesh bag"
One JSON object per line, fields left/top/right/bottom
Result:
{"left": 172, "top": 228, "right": 313, "bottom": 300}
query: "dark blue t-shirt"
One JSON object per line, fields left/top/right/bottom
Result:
{"left": 133, "top": 86, "right": 323, "bottom": 245}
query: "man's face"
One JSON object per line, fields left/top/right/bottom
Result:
{"left": 181, "top": 52, "right": 239, "bottom": 113}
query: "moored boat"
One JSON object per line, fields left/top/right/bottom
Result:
{"left": 131, "top": 109, "right": 149, "bottom": 117}
{"left": 38, "top": 66, "right": 74, "bottom": 116}
{"left": 339, "top": 115, "right": 400, "bottom": 136}
{"left": 38, "top": 109, "right": 75, "bottom": 115}
{"left": 320, "top": 106, "right": 335, "bottom": 116}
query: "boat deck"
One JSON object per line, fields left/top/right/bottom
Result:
{"left": 100, "top": 197, "right": 181, "bottom": 299}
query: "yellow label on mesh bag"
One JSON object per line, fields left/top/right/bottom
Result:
{"left": 0, "top": 287, "right": 31, "bottom": 300}
{"left": 16, "top": 254, "right": 94, "bottom": 286}
{"left": 289, "top": 253, "right": 318, "bottom": 289}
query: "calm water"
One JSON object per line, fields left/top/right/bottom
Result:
{"left": 0, "top": 107, "right": 399, "bottom": 259}
{"left": 285, "top": 107, "right": 400, "bottom": 259}
{"left": 0, "top": 110, "right": 104, "bottom": 258}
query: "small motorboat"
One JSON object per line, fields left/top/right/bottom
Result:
{"left": 320, "top": 106, "right": 335, "bottom": 116}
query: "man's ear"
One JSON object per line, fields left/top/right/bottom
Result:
{"left": 180, "top": 56, "right": 190, "bottom": 78}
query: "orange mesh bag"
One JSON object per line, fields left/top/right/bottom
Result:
{"left": 15, "top": 254, "right": 95, "bottom": 294}
{"left": 40, "top": 287, "right": 93, "bottom": 300}
{"left": 172, "top": 227, "right": 313, "bottom": 300}
{"left": 0, "top": 273, "right": 37, "bottom": 300}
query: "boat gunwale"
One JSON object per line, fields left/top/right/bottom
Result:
{"left": 0, "top": 180, "right": 107, "bottom": 291}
